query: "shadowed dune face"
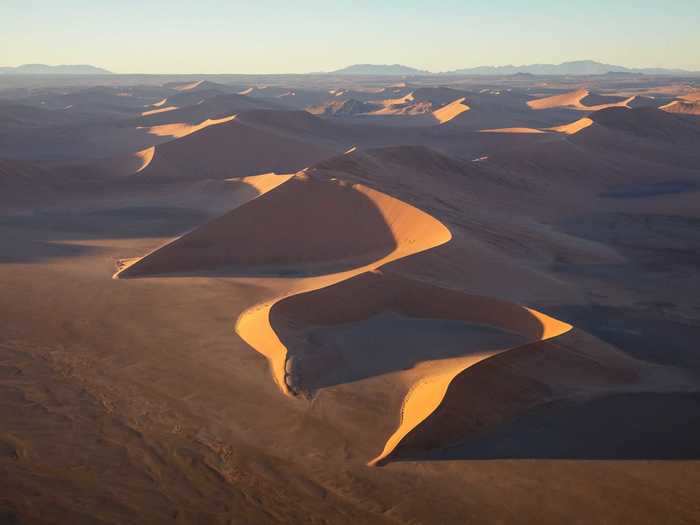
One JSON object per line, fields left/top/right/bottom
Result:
{"left": 116, "top": 173, "right": 451, "bottom": 277}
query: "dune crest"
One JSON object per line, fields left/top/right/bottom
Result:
{"left": 138, "top": 115, "right": 236, "bottom": 139}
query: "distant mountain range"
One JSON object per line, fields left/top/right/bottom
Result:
{"left": 0, "top": 64, "right": 112, "bottom": 75}
{"left": 330, "top": 60, "right": 698, "bottom": 76}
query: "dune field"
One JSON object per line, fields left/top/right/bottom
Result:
{"left": 1, "top": 71, "right": 699, "bottom": 524}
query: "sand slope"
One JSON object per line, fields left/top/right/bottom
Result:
{"left": 660, "top": 100, "right": 700, "bottom": 115}
{"left": 528, "top": 88, "right": 635, "bottom": 111}
{"left": 432, "top": 97, "right": 470, "bottom": 123}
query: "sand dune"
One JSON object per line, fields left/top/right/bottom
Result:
{"left": 178, "top": 80, "right": 244, "bottom": 92}
{"left": 137, "top": 94, "right": 282, "bottom": 127}
{"left": 585, "top": 106, "right": 700, "bottom": 142}
{"left": 137, "top": 115, "right": 236, "bottom": 139}
{"left": 432, "top": 97, "right": 470, "bottom": 124}
{"left": 117, "top": 172, "right": 452, "bottom": 396}
{"left": 132, "top": 116, "right": 339, "bottom": 180}
{"left": 268, "top": 270, "right": 575, "bottom": 464}
{"left": 140, "top": 105, "right": 179, "bottom": 116}
{"left": 548, "top": 117, "right": 594, "bottom": 134}
{"left": 116, "top": 172, "right": 451, "bottom": 278}
{"left": 132, "top": 146, "right": 155, "bottom": 173}
{"left": 528, "top": 88, "right": 635, "bottom": 111}
{"left": 660, "top": 100, "right": 700, "bottom": 115}
{"left": 480, "top": 127, "right": 546, "bottom": 134}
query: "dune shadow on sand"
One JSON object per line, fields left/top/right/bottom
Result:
{"left": 390, "top": 391, "right": 700, "bottom": 461}
{"left": 278, "top": 312, "right": 526, "bottom": 394}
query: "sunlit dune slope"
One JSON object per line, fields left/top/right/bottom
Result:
{"left": 548, "top": 117, "right": 594, "bottom": 134}
{"left": 383, "top": 325, "right": 672, "bottom": 465}
{"left": 116, "top": 171, "right": 450, "bottom": 278}
{"left": 432, "top": 97, "right": 470, "bottom": 123}
{"left": 528, "top": 88, "right": 634, "bottom": 110}
{"left": 138, "top": 115, "right": 236, "bottom": 139}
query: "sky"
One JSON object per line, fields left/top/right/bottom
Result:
{"left": 2, "top": 0, "right": 699, "bottom": 74}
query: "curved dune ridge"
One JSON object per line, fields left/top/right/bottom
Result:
{"left": 480, "top": 116, "right": 594, "bottom": 135}
{"left": 113, "top": 168, "right": 589, "bottom": 465}
{"left": 138, "top": 114, "right": 236, "bottom": 139}
{"left": 432, "top": 97, "right": 470, "bottom": 124}
{"left": 268, "top": 270, "right": 574, "bottom": 465}
{"left": 527, "top": 88, "right": 635, "bottom": 111}
{"left": 110, "top": 156, "right": 675, "bottom": 466}
{"left": 132, "top": 146, "right": 155, "bottom": 174}
{"left": 365, "top": 292, "right": 572, "bottom": 466}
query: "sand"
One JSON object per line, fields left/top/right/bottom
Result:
{"left": 2, "top": 73, "right": 700, "bottom": 524}
{"left": 548, "top": 117, "right": 594, "bottom": 134}
{"left": 528, "top": 88, "right": 635, "bottom": 111}
{"left": 660, "top": 100, "right": 700, "bottom": 115}
{"left": 138, "top": 114, "right": 236, "bottom": 139}
{"left": 432, "top": 97, "right": 470, "bottom": 123}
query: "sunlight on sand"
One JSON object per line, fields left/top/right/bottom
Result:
{"left": 138, "top": 115, "right": 236, "bottom": 139}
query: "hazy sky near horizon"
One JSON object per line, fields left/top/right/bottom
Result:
{"left": 2, "top": 0, "right": 699, "bottom": 73}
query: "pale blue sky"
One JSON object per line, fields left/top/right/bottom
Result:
{"left": 2, "top": 0, "right": 698, "bottom": 73}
